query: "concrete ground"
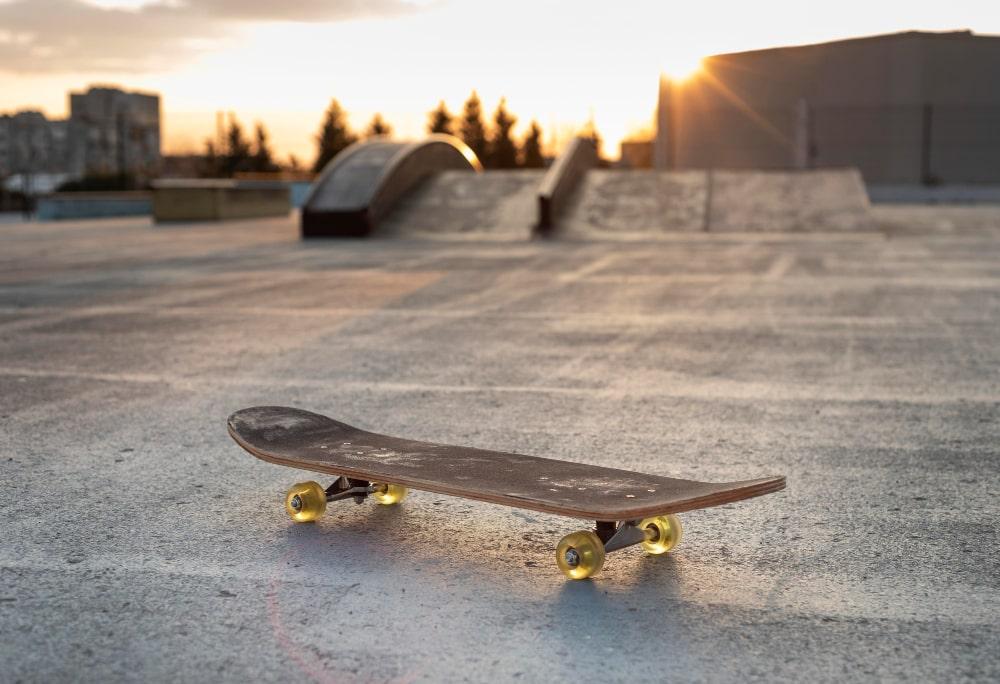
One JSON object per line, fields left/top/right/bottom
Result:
{"left": 2, "top": 211, "right": 998, "bottom": 682}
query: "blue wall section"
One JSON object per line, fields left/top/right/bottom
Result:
{"left": 37, "top": 194, "right": 152, "bottom": 221}
{"left": 289, "top": 181, "right": 313, "bottom": 209}
{"left": 35, "top": 182, "right": 312, "bottom": 221}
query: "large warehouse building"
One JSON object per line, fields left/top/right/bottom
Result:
{"left": 654, "top": 30, "right": 1000, "bottom": 188}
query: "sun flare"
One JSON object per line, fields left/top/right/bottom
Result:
{"left": 661, "top": 55, "right": 704, "bottom": 83}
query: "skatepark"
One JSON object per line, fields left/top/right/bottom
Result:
{"left": 2, "top": 159, "right": 999, "bottom": 680}
{"left": 298, "top": 136, "right": 874, "bottom": 240}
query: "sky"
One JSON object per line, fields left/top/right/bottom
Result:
{"left": 1, "top": 0, "right": 998, "bottom": 163}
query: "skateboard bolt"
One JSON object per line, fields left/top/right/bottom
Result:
{"left": 289, "top": 495, "right": 302, "bottom": 511}
{"left": 564, "top": 548, "right": 580, "bottom": 568}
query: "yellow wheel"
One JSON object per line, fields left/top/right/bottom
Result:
{"left": 371, "top": 483, "right": 408, "bottom": 505}
{"left": 555, "top": 530, "right": 606, "bottom": 580}
{"left": 638, "top": 514, "right": 683, "bottom": 554}
{"left": 284, "top": 481, "right": 327, "bottom": 522}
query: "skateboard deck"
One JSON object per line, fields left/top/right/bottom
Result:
{"left": 228, "top": 406, "right": 785, "bottom": 521}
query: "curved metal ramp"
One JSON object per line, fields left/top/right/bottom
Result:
{"left": 301, "top": 135, "right": 482, "bottom": 238}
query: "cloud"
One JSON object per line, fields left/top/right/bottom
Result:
{"left": 197, "top": 0, "right": 419, "bottom": 22}
{"left": 0, "top": 0, "right": 420, "bottom": 73}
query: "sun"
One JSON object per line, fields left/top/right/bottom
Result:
{"left": 661, "top": 55, "right": 704, "bottom": 83}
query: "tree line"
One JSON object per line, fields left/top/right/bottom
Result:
{"left": 312, "top": 92, "right": 548, "bottom": 173}
{"left": 204, "top": 91, "right": 599, "bottom": 177}
{"left": 202, "top": 119, "right": 280, "bottom": 177}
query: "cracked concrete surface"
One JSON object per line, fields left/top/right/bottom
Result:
{"left": 1, "top": 211, "right": 998, "bottom": 682}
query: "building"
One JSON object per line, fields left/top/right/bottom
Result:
{"left": 618, "top": 140, "right": 653, "bottom": 168}
{"left": 0, "top": 85, "right": 161, "bottom": 184}
{"left": 0, "top": 111, "right": 71, "bottom": 176}
{"left": 655, "top": 30, "right": 1000, "bottom": 187}
{"left": 69, "top": 86, "right": 161, "bottom": 179}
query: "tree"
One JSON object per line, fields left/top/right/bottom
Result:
{"left": 579, "top": 118, "right": 608, "bottom": 168}
{"left": 219, "top": 116, "right": 252, "bottom": 177}
{"left": 459, "top": 91, "right": 488, "bottom": 164}
{"left": 365, "top": 113, "right": 393, "bottom": 139}
{"left": 251, "top": 122, "right": 279, "bottom": 173}
{"left": 427, "top": 100, "right": 453, "bottom": 136}
{"left": 202, "top": 139, "right": 219, "bottom": 177}
{"left": 521, "top": 120, "right": 545, "bottom": 168}
{"left": 487, "top": 97, "right": 518, "bottom": 169}
{"left": 313, "top": 99, "right": 357, "bottom": 173}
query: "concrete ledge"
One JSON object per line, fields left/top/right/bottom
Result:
{"left": 537, "top": 136, "right": 598, "bottom": 233}
{"left": 558, "top": 167, "right": 874, "bottom": 237}
{"left": 151, "top": 179, "right": 290, "bottom": 223}
{"left": 868, "top": 183, "right": 1000, "bottom": 204}
{"left": 301, "top": 135, "right": 481, "bottom": 238}
{"left": 558, "top": 170, "right": 709, "bottom": 238}
{"left": 36, "top": 191, "right": 152, "bottom": 221}
{"left": 708, "top": 168, "right": 872, "bottom": 231}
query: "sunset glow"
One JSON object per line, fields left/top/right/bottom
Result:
{"left": 662, "top": 56, "right": 704, "bottom": 83}
{"left": 0, "top": 0, "right": 997, "bottom": 162}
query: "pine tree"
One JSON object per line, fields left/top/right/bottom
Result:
{"left": 580, "top": 119, "right": 606, "bottom": 167}
{"left": 313, "top": 99, "right": 357, "bottom": 173}
{"left": 459, "top": 91, "right": 488, "bottom": 164}
{"left": 487, "top": 98, "right": 518, "bottom": 169}
{"left": 202, "top": 139, "right": 219, "bottom": 177}
{"left": 251, "top": 122, "right": 278, "bottom": 172}
{"left": 222, "top": 116, "right": 252, "bottom": 177}
{"left": 427, "top": 100, "right": 453, "bottom": 136}
{"left": 521, "top": 120, "right": 545, "bottom": 168}
{"left": 365, "top": 113, "right": 393, "bottom": 139}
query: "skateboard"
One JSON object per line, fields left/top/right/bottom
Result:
{"left": 228, "top": 406, "right": 786, "bottom": 579}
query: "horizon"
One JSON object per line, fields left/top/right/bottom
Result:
{"left": 1, "top": 0, "right": 998, "bottom": 163}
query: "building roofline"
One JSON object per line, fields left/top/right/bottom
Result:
{"left": 705, "top": 29, "right": 997, "bottom": 61}
{"left": 68, "top": 85, "right": 160, "bottom": 99}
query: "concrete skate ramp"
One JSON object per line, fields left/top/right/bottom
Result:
{"left": 377, "top": 170, "right": 545, "bottom": 240}
{"left": 709, "top": 168, "right": 872, "bottom": 232}
{"left": 302, "top": 135, "right": 480, "bottom": 238}
{"left": 558, "top": 167, "right": 873, "bottom": 237}
{"left": 559, "top": 170, "right": 709, "bottom": 238}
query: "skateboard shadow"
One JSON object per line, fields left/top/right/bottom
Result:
{"left": 268, "top": 508, "right": 706, "bottom": 681}
{"left": 274, "top": 503, "right": 449, "bottom": 575}
{"left": 555, "top": 551, "right": 688, "bottom": 602}
{"left": 548, "top": 555, "right": 702, "bottom": 674}
{"left": 276, "top": 503, "right": 696, "bottom": 596}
